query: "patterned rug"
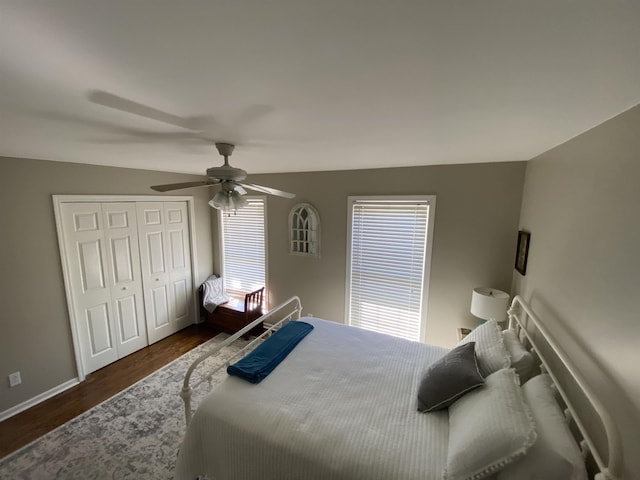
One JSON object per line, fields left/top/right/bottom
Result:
{"left": 0, "top": 333, "right": 243, "bottom": 479}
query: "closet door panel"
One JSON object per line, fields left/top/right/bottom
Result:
{"left": 103, "top": 203, "right": 148, "bottom": 357}
{"left": 110, "top": 237, "right": 134, "bottom": 283}
{"left": 60, "top": 203, "right": 119, "bottom": 374}
{"left": 115, "top": 295, "right": 140, "bottom": 342}
{"left": 172, "top": 278, "right": 189, "bottom": 320}
{"left": 169, "top": 229, "right": 186, "bottom": 269}
{"left": 78, "top": 240, "right": 106, "bottom": 291}
{"left": 150, "top": 285, "right": 171, "bottom": 329}
{"left": 86, "top": 303, "right": 113, "bottom": 354}
{"left": 145, "top": 231, "right": 167, "bottom": 275}
{"left": 136, "top": 202, "right": 178, "bottom": 343}
{"left": 164, "top": 202, "right": 193, "bottom": 329}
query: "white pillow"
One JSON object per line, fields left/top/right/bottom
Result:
{"left": 445, "top": 368, "right": 537, "bottom": 480}
{"left": 502, "top": 329, "right": 535, "bottom": 383}
{"left": 497, "top": 374, "right": 588, "bottom": 480}
{"left": 458, "top": 320, "right": 510, "bottom": 377}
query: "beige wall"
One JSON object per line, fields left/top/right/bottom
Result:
{"left": 0, "top": 156, "right": 214, "bottom": 413}
{"left": 513, "top": 104, "right": 640, "bottom": 479}
{"left": 213, "top": 161, "right": 526, "bottom": 347}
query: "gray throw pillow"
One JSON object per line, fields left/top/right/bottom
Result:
{"left": 417, "top": 342, "right": 485, "bottom": 412}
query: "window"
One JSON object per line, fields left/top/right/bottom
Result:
{"left": 346, "top": 196, "right": 436, "bottom": 342}
{"left": 220, "top": 197, "right": 266, "bottom": 296}
{"left": 289, "top": 203, "right": 320, "bottom": 257}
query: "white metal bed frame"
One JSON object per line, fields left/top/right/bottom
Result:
{"left": 179, "top": 294, "right": 622, "bottom": 479}
{"left": 507, "top": 295, "right": 622, "bottom": 480}
{"left": 180, "top": 296, "right": 303, "bottom": 425}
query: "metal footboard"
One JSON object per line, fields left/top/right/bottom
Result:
{"left": 180, "top": 296, "right": 303, "bottom": 425}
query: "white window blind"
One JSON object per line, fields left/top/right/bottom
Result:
{"left": 347, "top": 197, "right": 432, "bottom": 341}
{"left": 220, "top": 197, "right": 266, "bottom": 296}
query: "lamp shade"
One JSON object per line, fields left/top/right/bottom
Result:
{"left": 470, "top": 287, "right": 510, "bottom": 323}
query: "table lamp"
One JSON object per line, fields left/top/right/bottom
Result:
{"left": 470, "top": 287, "right": 510, "bottom": 324}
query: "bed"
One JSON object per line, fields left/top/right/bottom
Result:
{"left": 175, "top": 296, "right": 622, "bottom": 480}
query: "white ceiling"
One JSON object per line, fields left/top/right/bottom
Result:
{"left": 1, "top": 1, "right": 639, "bottom": 176}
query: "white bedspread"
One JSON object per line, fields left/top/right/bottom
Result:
{"left": 175, "top": 317, "right": 450, "bottom": 480}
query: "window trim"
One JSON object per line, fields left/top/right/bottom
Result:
{"left": 218, "top": 195, "right": 269, "bottom": 307}
{"left": 344, "top": 195, "right": 436, "bottom": 343}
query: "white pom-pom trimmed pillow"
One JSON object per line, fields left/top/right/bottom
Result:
{"left": 444, "top": 368, "right": 537, "bottom": 480}
{"left": 501, "top": 329, "right": 535, "bottom": 383}
{"left": 458, "top": 320, "right": 510, "bottom": 377}
{"left": 497, "top": 374, "right": 588, "bottom": 480}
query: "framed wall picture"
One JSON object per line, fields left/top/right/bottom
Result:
{"left": 515, "top": 230, "right": 531, "bottom": 275}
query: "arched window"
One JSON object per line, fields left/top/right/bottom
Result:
{"left": 289, "top": 203, "right": 320, "bottom": 257}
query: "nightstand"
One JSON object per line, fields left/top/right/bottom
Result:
{"left": 457, "top": 327, "right": 472, "bottom": 341}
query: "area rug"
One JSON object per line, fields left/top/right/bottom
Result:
{"left": 0, "top": 333, "right": 244, "bottom": 479}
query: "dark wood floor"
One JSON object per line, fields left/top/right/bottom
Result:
{"left": 0, "top": 323, "right": 218, "bottom": 459}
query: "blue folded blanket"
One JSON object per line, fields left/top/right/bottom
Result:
{"left": 227, "top": 321, "right": 314, "bottom": 383}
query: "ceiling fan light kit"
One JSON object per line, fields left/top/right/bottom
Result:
{"left": 209, "top": 190, "right": 247, "bottom": 213}
{"left": 88, "top": 91, "right": 295, "bottom": 212}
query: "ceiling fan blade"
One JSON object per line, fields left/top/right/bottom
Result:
{"left": 239, "top": 183, "right": 296, "bottom": 199}
{"left": 31, "top": 110, "right": 216, "bottom": 145}
{"left": 150, "top": 180, "right": 220, "bottom": 192}
{"left": 87, "top": 131, "right": 214, "bottom": 144}
{"left": 230, "top": 104, "right": 275, "bottom": 130}
{"left": 233, "top": 184, "right": 247, "bottom": 195}
{"left": 88, "top": 90, "right": 194, "bottom": 130}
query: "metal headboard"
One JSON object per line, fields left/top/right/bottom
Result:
{"left": 507, "top": 295, "right": 622, "bottom": 480}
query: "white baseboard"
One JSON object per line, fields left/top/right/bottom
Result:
{"left": 0, "top": 378, "right": 80, "bottom": 422}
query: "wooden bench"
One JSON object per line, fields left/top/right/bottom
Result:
{"left": 203, "top": 287, "right": 265, "bottom": 339}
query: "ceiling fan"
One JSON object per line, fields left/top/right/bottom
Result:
{"left": 88, "top": 90, "right": 295, "bottom": 211}
{"left": 150, "top": 142, "right": 295, "bottom": 212}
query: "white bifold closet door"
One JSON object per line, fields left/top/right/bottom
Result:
{"left": 60, "top": 202, "right": 147, "bottom": 374}
{"left": 136, "top": 201, "right": 193, "bottom": 344}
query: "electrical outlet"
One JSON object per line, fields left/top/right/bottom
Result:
{"left": 8, "top": 371, "right": 21, "bottom": 387}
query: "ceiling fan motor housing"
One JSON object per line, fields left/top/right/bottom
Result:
{"left": 206, "top": 142, "right": 247, "bottom": 181}
{"left": 206, "top": 165, "right": 247, "bottom": 181}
